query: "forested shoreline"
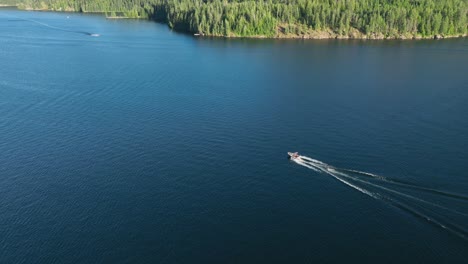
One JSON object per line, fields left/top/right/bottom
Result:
{"left": 2, "top": 0, "right": 467, "bottom": 39}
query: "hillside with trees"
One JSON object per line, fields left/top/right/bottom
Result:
{"left": 0, "top": 0, "right": 19, "bottom": 5}
{"left": 3, "top": 0, "right": 467, "bottom": 39}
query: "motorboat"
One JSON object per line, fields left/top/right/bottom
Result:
{"left": 287, "top": 152, "right": 299, "bottom": 159}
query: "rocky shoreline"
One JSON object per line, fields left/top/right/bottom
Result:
{"left": 196, "top": 32, "right": 467, "bottom": 40}
{"left": 200, "top": 26, "right": 467, "bottom": 40}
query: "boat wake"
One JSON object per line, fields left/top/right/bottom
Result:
{"left": 292, "top": 155, "right": 468, "bottom": 241}
{"left": 5, "top": 15, "right": 99, "bottom": 37}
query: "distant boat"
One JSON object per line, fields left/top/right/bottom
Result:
{"left": 90, "top": 33, "right": 100, "bottom": 37}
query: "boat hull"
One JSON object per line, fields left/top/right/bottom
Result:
{"left": 287, "top": 152, "right": 299, "bottom": 159}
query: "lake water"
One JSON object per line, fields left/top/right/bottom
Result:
{"left": 1, "top": 9, "right": 467, "bottom": 263}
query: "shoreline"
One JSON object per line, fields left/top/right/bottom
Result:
{"left": 105, "top": 16, "right": 132, "bottom": 19}
{"left": 196, "top": 32, "right": 468, "bottom": 41}
{"left": 12, "top": 7, "right": 468, "bottom": 41}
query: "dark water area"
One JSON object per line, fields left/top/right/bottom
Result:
{"left": 1, "top": 9, "right": 467, "bottom": 263}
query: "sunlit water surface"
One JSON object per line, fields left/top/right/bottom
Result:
{"left": 1, "top": 9, "right": 467, "bottom": 263}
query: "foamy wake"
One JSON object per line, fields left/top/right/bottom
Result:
{"left": 291, "top": 154, "right": 468, "bottom": 240}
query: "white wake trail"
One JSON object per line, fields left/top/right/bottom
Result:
{"left": 3, "top": 13, "right": 99, "bottom": 36}
{"left": 291, "top": 154, "right": 468, "bottom": 240}
{"left": 292, "top": 159, "right": 320, "bottom": 172}
{"left": 341, "top": 168, "right": 388, "bottom": 180}
{"left": 330, "top": 169, "right": 468, "bottom": 217}
{"left": 322, "top": 169, "right": 379, "bottom": 199}
{"left": 297, "top": 156, "right": 467, "bottom": 216}
{"left": 299, "top": 155, "right": 468, "bottom": 201}
{"left": 295, "top": 157, "right": 379, "bottom": 199}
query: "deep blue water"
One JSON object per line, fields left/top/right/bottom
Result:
{"left": 1, "top": 9, "right": 467, "bottom": 263}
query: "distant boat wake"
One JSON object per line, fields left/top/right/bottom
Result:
{"left": 6, "top": 15, "right": 99, "bottom": 37}
{"left": 292, "top": 155, "right": 468, "bottom": 241}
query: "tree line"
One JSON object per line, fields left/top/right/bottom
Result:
{"left": 8, "top": 0, "right": 468, "bottom": 38}
{"left": 0, "top": 0, "right": 20, "bottom": 5}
